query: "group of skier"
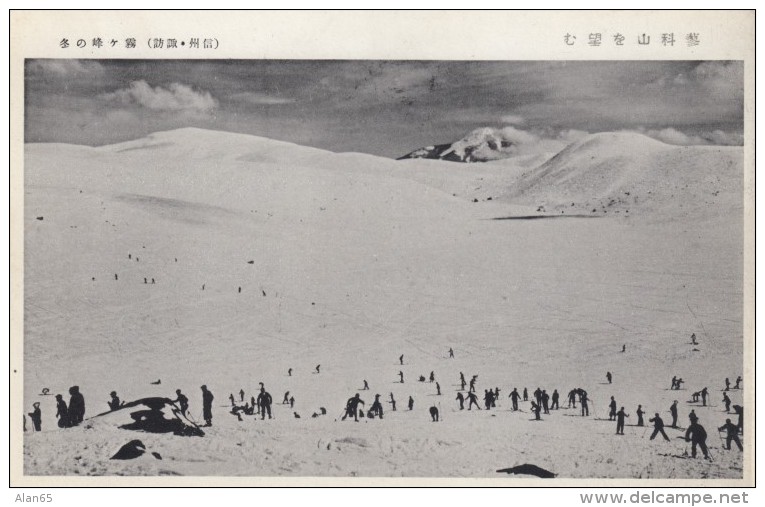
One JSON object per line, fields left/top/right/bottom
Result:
{"left": 25, "top": 347, "right": 746, "bottom": 464}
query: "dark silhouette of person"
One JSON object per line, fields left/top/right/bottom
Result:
{"left": 671, "top": 376, "right": 678, "bottom": 390}
{"left": 616, "top": 407, "right": 629, "bottom": 435}
{"left": 509, "top": 388, "right": 520, "bottom": 411}
{"left": 315, "top": 364, "right": 320, "bottom": 374}
{"left": 399, "top": 371, "right": 404, "bottom": 383}
{"left": 609, "top": 396, "right": 617, "bottom": 421}
{"left": 175, "top": 390, "right": 189, "bottom": 416}
{"left": 371, "top": 394, "right": 384, "bottom": 419}
{"left": 670, "top": 400, "right": 679, "bottom": 428}
{"left": 541, "top": 390, "right": 550, "bottom": 414}
{"left": 408, "top": 396, "right": 414, "bottom": 411}
{"left": 459, "top": 372, "right": 466, "bottom": 391}
{"left": 68, "top": 386, "right": 85, "bottom": 426}
{"left": 523, "top": 387, "right": 528, "bottom": 402}
{"left": 685, "top": 419, "right": 709, "bottom": 459}
{"left": 676, "top": 378, "right": 685, "bottom": 390}
{"left": 725, "top": 377, "right": 731, "bottom": 391}
{"left": 688, "top": 409, "right": 698, "bottom": 425}
{"left": 551, "top": 389, "right": 559, "bottom": 410}
{"left": 649, "top": 413, "right": 670, "bottom": 441}
{"left": 239, "top": 389, "right": 245, "bottom": 402}
{"left": 718, "top": 419, "right": 743, "bottom": 451}
{"left": 568, "top": 389, "right": 577, "bottom": 408}
{"left": 723, "top": 392, "right": 732, "bottom": 413}
{"left": 467, "top": 391, "right": 481, "bottom": 410}
{"left": 622, "top": 344, "right": 626, "bottom": 353}
{"left": 456, "top": 392, "right": 465, "bottom": 410}
{"left": 201, "top": 385, "right": 214, "bottom": 426}
{"left": 28, "top": 402, "right": 42, "bottom": 431}
{"left": 250, "top": 396, "right": 256, "bottom": 413}
{"left": 363, "top": 380, "right": 369, "bottom": 390}
{"left": 108, "top": 391, "right": 121, "bottom": 411}
{"left": 469, "top": 376, "right": 476, "bottom": 392}
{"left": 534, "top": 387, "right": 542, "bottom": 405}
{"left": 735, "top": 376, "right": 742, "bottom": 389}
{"left": 690, "top": 333, "right": 698, "bottom": 345}
{"left": 606, "top": 371, "right": 612, "bottom": 384}
{"left": 288, "top": 368, "right": 292, "bottom": 376}
{"left": 283, "top": 391, "right": 290, "bottom": 404}
{"left": 483, "top": 389, "right": 493, "bottom": 410}
{"left": 429, "top": 371, "right": 435, "bottom": 383}
{"left": 732, "top": 405, "right": 743, "bottom": 434}
{"left": 701, "top": 387, "right": 708, "bottom": 406}
{"left": 449, "top": 347, "right": 454, "bottom": 358}
{"left": 229, "top": 393, "right": 236, "bottom": 406}
{"left": 636, "top": 405, "right": 645, "bottom": 427}
{"left": 399, "top": 354, "right": 404, "bottom": 365}
{"left": 430, "top": 406, "right": 439, "bottom": 422}
{"left": 580, "top": 390, "right": 589, "bottom": 416}
{"left": 436, "top": 382, "right": 441, "bottom": 396}
{"left": 151, "top": 278, "right": 155, "bottom": 284}
{"left": 289, "top": 397, "right": 295, "bottom": 409}
{"left": 343, "top": 394, "right": 365, "bottom": 422}
{"left": 494, "top": 387, "right": 500, "bottom": 406}
{"left": 531, "top": 401, "right": 541, "bottom": 420}
{"left": 389, "top": 393, "right": 397, "bottom": 411}
{"left": 691, "top": 391, "right": 700, "bottom": 403}
{"left": 144, "top": 278, "right": 148, "bottom": 284}
{"left": 55, "top": 394, "right": 69, "bottom": 428}
{"left": 257, "top": 387, "right": 273, "bottom": 420}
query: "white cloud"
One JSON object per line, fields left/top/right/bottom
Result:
{"left": 27, "top": 59, "right": 105, "bottom": 77}
{"left": 707, "top": 129, "right": 744, "bottom": 146}
{"left": 629, "top": 127, "right": 743, "bottom": 146}
{"left": 230, "top": 92, "right": 295, "bottom": 105}
{"left": 102, "top": 80, "right": 217, "bottom": 113}
{"left": 500, "top": 114, "right": 526, "bottom": 125}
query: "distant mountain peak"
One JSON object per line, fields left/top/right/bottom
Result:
{"left": 398, "top": 127, "right": 517, "bottom": 163}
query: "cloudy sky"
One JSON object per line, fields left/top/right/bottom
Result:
{"left": 25, "top": 60, "right": 743, "bottom": 158}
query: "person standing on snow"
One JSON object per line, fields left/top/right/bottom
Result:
{"left": 174, "top": 389, "right": 189, "bottom": 416}
{"left": 257, "top": 387, "right": 273, "bottom": 420}
{"left": 68, "top": 386, "right": 85, "bottom": 426}
{"left": 343, "top": 394, "right": 365, "bottom": 422}
{"left": 201, "top": 385, "right": 214, "bottom": 426}
{"left": 718, "top": 419, "right": 743, "bottom": 451}
{"left": 615, "top": 407, "right": 629, "bottom": 435}
{"left": 55, "top": 394, "right": 70, "bottom": 428}
{"left": 670, "top": 400, "right": 679, "bottom": 428}
{"left": 28, "top": 402, "right": 42, "bottom": 432}
{"left": 649, "top": 413, "right": 670, "bottom": 441}
{"left": 722, "top": 392, "right": 732, "bottom": 413}
{"left": 551, "top": 389, "right": 559, "bottom": 410}
{"left": 509, "top": 388, "right": 520, "bottom": 411}
{"left": 685, "top": 419, "right": 710, "bottom": 459}
{"left": 467, "top": 391, "right": 481, "bottom": 410}
{"left": 608, "top": 396, "right": 617, "bottom": 421}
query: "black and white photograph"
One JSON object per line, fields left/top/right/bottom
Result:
{"left": 11, "top": 10, "right": 755, "bottom": 486}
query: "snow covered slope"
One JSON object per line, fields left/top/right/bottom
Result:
{"left": 501, "top": 132, "right": 743, "bottom": 220}
{"left": 22, "top": 128, "right": 745, "bottom": 479}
